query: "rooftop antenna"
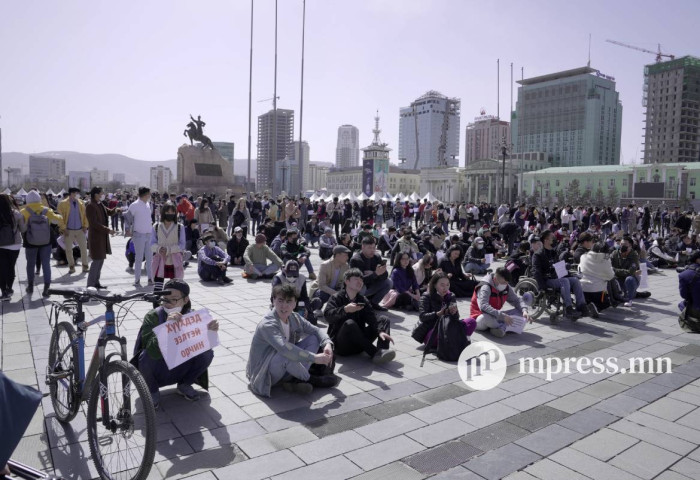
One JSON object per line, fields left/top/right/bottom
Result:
{"left": 587, "top": 33, "right": 591, "bottom": 67}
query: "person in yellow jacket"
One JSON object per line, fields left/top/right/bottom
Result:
{"left": 20, "top": 190, "right": 63, "bottom": 296}
{"left": 56, "top": 188, "right": 89, "bottom": 274}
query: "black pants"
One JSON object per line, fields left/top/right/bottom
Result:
{"left": 584, "top": 291, "right": 611, "bottom": 312}
{"left": 0, "top": 248, "right": 20, "bottom": 293}
{"left": 334, "top": 317, "right": 390, "bottom": 358}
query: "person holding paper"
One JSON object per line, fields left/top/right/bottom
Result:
{"left": 463, "top": 237, "right": 490, "bottom": 275}
{"left": 136, "top": 280, "right": 218, "bottom": 408}
{"left": 532, "top": 230, "right": 592, "bottom": 320}
{"left": 611, "top": 237, "right": 651, "bottom": 306}
{"left": 247, "top": 283, "right": 336, "bottom": 397}
{"left": 470, "top": 267, "right": 530, "bottom": 337}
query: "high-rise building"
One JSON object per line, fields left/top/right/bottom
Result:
{"left": 112, "top": 173, "right": 126, "bottom": 184}
{"left": 335, "top": 125, "right": 360, "bottom": 168}
{"left": 150, "top": 165, "right": 173, "bottom": 192}
{"left": 642, "top": 56, "right": 700, "bottom": 164}
{"left": 399, "top": 91, "right": 461, "bottom": 169}
{"left": 511, "top": 66, "right": 623, "bottom": 167}
{"left": 90, "top": 168, "right": 109, "bottom": 185}
{"left": 212, "top": 142, "right": 235, "bottom": 181}
{"left": 6, "top": 167, "right": 22, "bottom": 188}
{"left": 464, "top": 113, "right": 511, "bottom": 166}
{"left": 257, "top": 109, "right": 294, "bottom": 195}
{"left": 29, "top": 155, "right": 66, "bottom": 180}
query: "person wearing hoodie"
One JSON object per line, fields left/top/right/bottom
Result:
{"left": 470, "top": 267, "right": 530, "bottom": 337}
{"left": 463, "top": 237, "right": 489, "bottom": 274}
{"left": 578, "top": 243, "right": 615, "bottom": 317}
{"left": 21, "top": 190, "right": 63, "bottom": 296}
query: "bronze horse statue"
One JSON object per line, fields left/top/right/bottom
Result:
{"left": 183, "top": 115, "right": 215, "bottom": 149}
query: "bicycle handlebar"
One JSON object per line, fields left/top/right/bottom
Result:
{"left": 48, "top": 288, "right": 171, "bottom": 304}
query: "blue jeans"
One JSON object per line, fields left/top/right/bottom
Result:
{"left": 305, "top": 234, "right": 319, "bottom": 246}
{"left": 360, "top": 278, "right": 393, "bottom": 306}
{"left": 138, "top": 349, "right": 214, "bottom": 395}
{"left": 623, "top": 276, "right": 639, "bottom": 301}
{"left": 464, "top": 262, "right": 489, "bottom": 274}
{"left": 199, "top": 263, "right": 225, "bottom": 281}
{"left": 26, "top": 244, "right": 51, "bottom": 287}
{"left": 546, "top": 277, "right": 585, "bottom": 309}
{"left": 132, "top": 232, "right": 153, "bottom": 283}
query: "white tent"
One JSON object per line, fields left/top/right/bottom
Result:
{"left": 369, "top": 192, "right": 382, "bottom": 201}
{"left": 409, "top": 192, "right": 420, "bottom": 202}
{"left": 345, "top": 192, "right": 357, "bottom": 202}
{"left": 356, "top": 192, "right": 368, "bottom": 201}
{"left": 46, "top": 188, "right": 55, "bottom": 196}
{"left": 2, "top": 188, "right": 10, "bottom": 195}
{"left": 309, "top": 193, "right": 319, "bottom": 202}
{"left": 382, "top": 192, "right": 393, "bottom": 201}
{"left": 16, "top": 188, "right": 28, "bottom": 196}
{"left": 422, "top": 192, "right": 439, "bottom": 203}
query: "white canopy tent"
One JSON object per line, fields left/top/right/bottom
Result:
{"left": 46, "top": 188, "right": 55, "bottom": 196}
{"left": 2, "top": 188, "right": 11, "bottom": 195}
{"left": 409, "top": 192, "right": 420, "bottom": 202}
{"left": 57, "top": 189, "right": 66, "bottom": 197}
{"left": 422, "top": 192, "right": 440, "bottom": 203}
{"left": 369, "top": 192, "right": 382, "bottom": 202}
{"left": 345, "top": 192, "right": 357, "bottom": 202}
{"left": 308, "top": 193, "right": 320, "bottom": 202}
{"left": 356, "top": 192, "right": 368, "bottom": 201}
{"left": 16, "top": 188, "right": 28, "bottom": 196}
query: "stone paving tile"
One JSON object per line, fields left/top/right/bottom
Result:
{"left": 412, "top": 383, "right": 468, "bottom": 405}
{"left": 514, "top": 424, "right": 585, "bottom": 456}
{"left": 609, "top": 419, "right": 697, "bottom": 456}
{"left": 211, "top": 449, "right": 303, "bottom": 480}
{"left": 609, "top": 441, "right": 682, "bottom": 480}
{"left": 463, "top": 443, "right": 541, "bottom": 480}
{"left": 235, "top": 425, "right": 317, "bottom": 458}
{"left": 461, "top": 421, "right": 530, "bottom": 451}
{"left": 535, "top": 377, "right": 588, "bottom": 396}
{"left": 569, "top": 427, "right": 639, "bottom": 461}
{"left": 406, "top": 417, "right": 475, "bottom": 448}
{"left": 670, "top": 458, "right": 700, "bottom": 479}
{"left": 403, "top": 440, "right": 482, "bottom": 475}
{"left": 593, "top": 394, "right": 649, "bottom": 417}
{"left": 545, "top": 391, "right": 600, "bottom": 414}
{"left": 271, "top": 454, "right": 365, "bottom": 480}
{"left": 456, "top": 386, "right": 512, "bottom": 408}
{"left": 501, "top": 388, "right": 558, "bottom": 412}
{"left": 556, "top": 407, "right": 619, "bottom": 435}
{"left": 366, "top": 379, "right": 428, "bottom": 402}
{"left": 350, "top": 461, "right": 426, "bottom": 480}
{"left": 578, "top": 379, "right": 630, "bottom": 399}
{"left": 408, "top": 398, "right": 472, "bottom": 424}
{"left": 345, "top": 435, "right": 425, "bottom": 472}
{"left": 548, "top": 447, "right": 641, "bottom": 480}
{"left": 290, "top": 430, "right": 370, "bottom": 464}
{"left": 505, "top": 405, "right": 570, "bottom": 433}
{"left": 354, "top": 412, "right": 426, "bottom": 443}
{"left": 305, "top": 409, "right": 376, "bottom": 438}
{"left": 640, "top": 397, "right": 696, "bottom": 422}
{"left": 457, "top": 403, "right": 520, "bottom": 429}
{"left": 362, "top": 395, "right": 429, "bottom": 421}
{"left": 625, "top": 380, "right": 680, "bottom": 403}
{"left": 522, "top": 458, "right": 591, "bottom": 480}
{"left": 499, "top": 375, "right": 547, "bottom": 394}
{"left": 625, "top": 410, "right": 700, "bottom": 444}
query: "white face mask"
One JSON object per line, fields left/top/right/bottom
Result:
{"left": 476, "top": 244, "right": 484, "bottom": 250}
{"left": 496, "top": 283, "right": 507, "bottom": 292}
{"left": 207, "top": 241, "right": 216, "bottom": 248}
{"left": 99, "top": 194, "right": 106, "bottom": 201}
{"left": 163, "top": 305, "right": 181, "bottom": 315}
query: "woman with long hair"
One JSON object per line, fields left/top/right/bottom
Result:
{"left": 0, "top": 194, "right": 25, "bottom": 300}
{"left": 194, "top": 198, "right": 214, "bottom": 234}
{"left": 150, "top": 202, "right": 187, "bottom": 294}
{"left": 229, "top": 197, "right": 251, "bottom": 237}
{"left": 381, "top": 252, "right": 421, "bottom": 310}
{"left": 438, "top": 244, "right": 476, "bottom": 297}
{"left": 413, "top": 252, "right": 439, "bottom": 292}
{"left": 412, "top": 272, "right": 463, "bottom": 347}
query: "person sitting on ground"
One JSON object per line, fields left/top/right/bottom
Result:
{"left": 349, "top": 236, "right": 393, "bottom": 310}
{"left": 578, "top": 243, "right": 615, "bottom": 316}
{"left": 573, "top": 232, "right": 594, "bottom": 264}
{"left": 318, "top": 227, "right": 337, "bottom": 260}
{"left": 463, "top": 237, "right": 490, "bottom": 274}
{"left": 323, "top": 268, "right": 396, "bottom": 364}
{"left": 353, "top": 223, "right": 374, "bottom": 250}
{"left": 243, "top": 233, "right": 284, "bottom": 279}
{"left": 271, "top": 260, "right": 316, "bottom": 325}
{"left": 270, "top": 228, "right": 286, "bottom": 257}
{"left": 392, "top": 225, "right": 421, "bottom": 263}
{"left": 280, "top": 227, "right": 317, "bottom": 280}
{"left": 197, "top": 233, "right": 233, "bottom": 285}
{"left": 310, "top": 245, "right": 350, "bottom": 314}
{"left": 247, "top": 283, "right": 336, "bottom": 397}
{"left": 136, "top": 280, "right": 218, "bottom": 408}
{"left": 611, "top": 236, "right": 651, "bottom": 306}
{"left": 679, "top": 250, "right": 700, "bottom": 315}
{"left": 471, "top": 267, "right": 531, "bottom": 337}
{"left": 227, "top": 226, "right": 249, "bottom": 266}
{"left": 380, "top": 252, "right": 422, "bottom": 310}
{"left": 210, "top": 223, "right": 229, "bottom": 250}
{"left": 438, "top": 244, "right": 476, "bottom": 298}
{"left": 378, "top": 226, "right": 398, "bottom": 258}
{"left": 304, "top": 215, "right": 321, "bottom": 247}
{"left": 532, "top": 229, "right": 591, "bottom": 320}
{"left": 413, "top": 252, "right": 440, "bottom": 293}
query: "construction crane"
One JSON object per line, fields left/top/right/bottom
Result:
{"left": 606, "top": 39, "right": 675, "bottom": 63}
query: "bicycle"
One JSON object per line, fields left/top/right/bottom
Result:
{"left": 45, "top": 287, "right": 169, "bottom": 480}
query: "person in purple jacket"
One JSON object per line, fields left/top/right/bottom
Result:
{"left": 382, "top": 252, "right": 421, "bottom": 310}
{"left": 197, "top": 232, "right": 233, "bottom": 285}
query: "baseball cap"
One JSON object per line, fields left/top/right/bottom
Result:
{"left": 333, "top": 245, "right": 351, "bottom": 255}
{"left": 234, "top": 226, "right": 242, "bottom": 233}
{"left": 284, "top": 260, "right": 299, "bottom": 277}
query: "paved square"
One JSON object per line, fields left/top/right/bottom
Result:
{"left": 3, "top": 234, "right": 700, "bottom": 479}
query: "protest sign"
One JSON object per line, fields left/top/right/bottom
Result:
{"left": 154, "top": 309, "right": 219, "bottom": 370}
{"left": 484, "top": 253, "right": 494, "bottom": 265}
{"left": 553, "top": 260, "right": 568, "bottom": 279}
{"left": 505, "top": 315, "right": 527, "bottom": 334}
{"left": 639, "top": 264, "right": 649, "bottom": 289}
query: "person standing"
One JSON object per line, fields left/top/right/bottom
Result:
{"left": 0, "top": 194, "right": 25, "bottom": 300}
{"left": 21, "top": 190, "right": 63, "bottom": 297}
{"left": 57, "top": 187, "right": 90, "bottom": 274}
{"left": 150, "top": 202, "right": 186, "bottom": 293}
{"left": 127, "top": 187, "right": 155, "bottom": 287}
{"left": 86, "top": 186, "right": 119, "bottom": 289}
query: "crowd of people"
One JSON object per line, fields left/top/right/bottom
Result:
{"left": 1, "top": 187, "right": 697, "bottom": 399}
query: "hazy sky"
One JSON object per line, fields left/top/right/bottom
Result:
{"left": 1, "top": 0, "right": 698, "bottom": 168}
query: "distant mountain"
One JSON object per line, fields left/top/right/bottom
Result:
{"left": 2, "top": 151, "right": 259, "bottom": 185}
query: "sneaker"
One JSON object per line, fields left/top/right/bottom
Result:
{"left": 587, "top": 303, "right": 599, "bottom": 319}
{"left": 308, "top": 273, "right": 317, "bottom": 280}
{"left": 148, "top": 279, "right": 154, "bottom": 286}
{"left": 68, "top": 266, "right": 76, "bottom": 274}
{"left": 96, "top": 283, "right": 108, "bottom": 290}
{"left": 42, "top": 286, "right": 50, "bottom": 298}
{"left": 623, "top": 301, "right": 633, "bottom": 307}
{"left": 490, "top": 326, "right": 507, "bottom": 338}
{"left": 151, "top": 391, "right": 160, "bottom": 409}
{"left": 0, "top": 292, "right": 11, "bottom": 302}
{"left": 565, "top": 306, "right": 582, "bottom": 320}
{"left": 223, "top": 276, "right": 233, "bottom": 284}
{"left": 372, "top": 349, "right": 396, "bottom": 365}
{"left": 133, "top": 281, "right": 141, "bottom": 287}
{"left": 216, "top": 277, "right": 225, "bottom": 285}
{"left": 635, "top": 291, "right": 651, "bottom": 299}
{"left": 282, "top": 379, "right": 314, "bottom": 394}
{"left": 310, "top": 297, "right": 323, "bottom": 312}
{"left": 176, "top": 384, "right": 200, "bottom": 401}
{"left": 308, "top": 374, "right": 339, "bottom": 389}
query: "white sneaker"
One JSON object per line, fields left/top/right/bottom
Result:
{"left": 623, "top": 301, "right": 632, "bottom": 307}
{"left": 490, "top": 326, "right": 507, "bottom": 338}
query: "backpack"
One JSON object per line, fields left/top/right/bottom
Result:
{"left": 26, "top": 208, "right": 50, "bottom": 246}
{"left": 0, "top": 217, "right": 16, "bottom": 247}
{"left": 422, "top": 313, "right": 471, "bottom": 363}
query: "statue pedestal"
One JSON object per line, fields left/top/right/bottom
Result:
{"left": 172, "top": 144, "right": 233, "bottom": 195}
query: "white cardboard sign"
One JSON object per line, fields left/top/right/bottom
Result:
{"left": 154, "top": 309, "right": 219, "bottom": 370}
{"left": 553, "top": 260, "right": 568, "bottom": 279}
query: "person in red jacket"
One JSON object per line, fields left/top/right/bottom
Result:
{"left": 470, "top": 267, "right": 530, "bottom": 338}
{"left": 177, "top": 195, "right": 195, "bottom": 223}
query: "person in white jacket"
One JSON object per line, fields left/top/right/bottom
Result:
{"left": 578, "top": 243, "right": 615, "bottom": 317}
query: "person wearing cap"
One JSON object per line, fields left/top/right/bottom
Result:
{"left": 135, "top": 279, "right": 218, "bottom": 407}
{"left": 56, "top": 187, "right": 89, "bottom": 274}
{"left": 310, "top": 245, "right": 351, "bottom": 313}
{"left": 243, "top": 233, "right": 284, "bottom": 279}
{"left": 323, "top": 268, "right": 395, "bottom": 364}
{"left": 247, "top": 283, "right": 336, "bottom": 397}
{"left": 319, "top": 227, "right": 337, "bottom": 260}
{"left": 463, "top": 237, "right": 490, "bottom": 275}
{"left": 281, "top": 228, "right": 316, "bottom": 280}
{"left": 197, "top": 232, "right": 232, "bottom": 285}
{"left": 271, "top": 260, "right": 315, "bottom": 324}
{"left": 304, "top": 215, "right": 321, "bottom": 247}
{"left": 85, "top": 186, "right": 119, "bottom": 291}
{"left": 227, "top": 226, "right": 249, "bottom": 266}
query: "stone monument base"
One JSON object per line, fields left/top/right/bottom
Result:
{"left": 172, "top": 144, "right": 234, "bottom": 196}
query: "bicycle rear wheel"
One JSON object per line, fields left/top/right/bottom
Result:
{"left": 48, "top": 321, "right": 81, "bottom": 422}
{"left": 86, "top": 360, "right": 156, "bottom": 480}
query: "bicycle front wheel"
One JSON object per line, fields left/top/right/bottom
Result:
{"left": 86, "top": 360, "right": 156, "bottom": 480}
{"left": 48, "top": 321, "right": 81, "bottom": 422}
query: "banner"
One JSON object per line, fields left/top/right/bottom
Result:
{"left": 362, "top": 159, "right": 374, "bottom": 197}
{"left": 373, "top": 158, "right": 389, "bottom": 196}
{"left": 154, "top": 309, "right": 219, "bottom": 370}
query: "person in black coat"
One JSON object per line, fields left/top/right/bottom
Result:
{"left": 349, "top": 236, "right": 393, "bottom": 309}
{"left": 438, "top": 245, "right": 476, "bottom": 297}
{"left": 227, "top": 226, "right": 249, "bottom": 265}
{"left": 497, "top": 221, "right": 520, "bottom": 255}
{"left": 413, "top": 272, "right": 460, "bottom": 346}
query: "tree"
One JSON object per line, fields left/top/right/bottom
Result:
{"left": 555, "top": 190, "right": 565, "bottom": 207}
{"left": 566, "top": 179, "right": 581, "bottom": 205}
{"left": 594, "top": 187, "right": 605, "bottom": 207}
{"left": 607, "top": 188, "right": 620, "bottom": 207}
{"left": 580, "top": 189, "right": 592, "bottom": 205}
